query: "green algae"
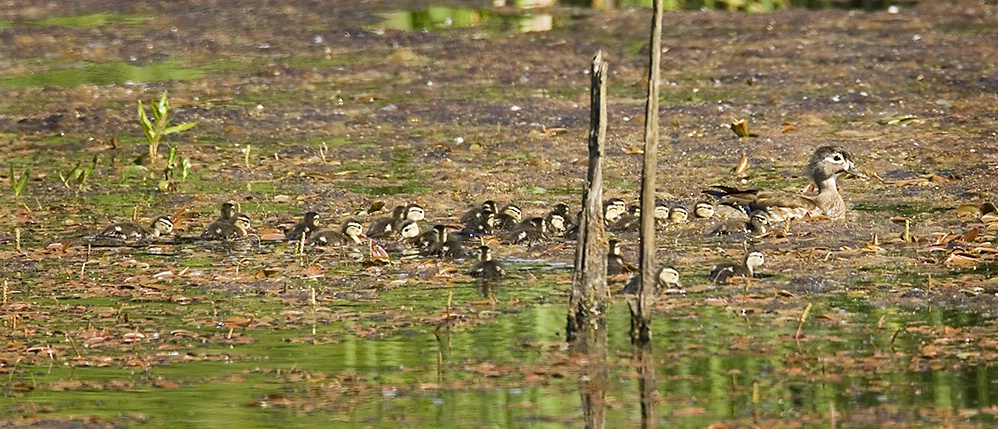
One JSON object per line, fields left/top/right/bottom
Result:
{"left": 0, "top": 61, "right": 205, "bottom": 88}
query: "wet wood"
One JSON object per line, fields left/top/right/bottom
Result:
{"left": 630, "top": 0, "right": 664, "bottom": 347}
{"left": 636, "top": 342, "right": 658, "bottom": 429}
{"left": 569, "top": 50, "right": 610, "bottom": 429}
{"left": 567, "top": 51, "right": 608, "bottom": 348}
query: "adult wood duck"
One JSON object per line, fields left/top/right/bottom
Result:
{"left": 495, "top": 204, "right": 523, "bottom": 232}
{"left": 710, "top": 249, "right": 765, "bottom": 283}
{"left": 503, "top": 217, "right": 548, "bottom": 245}
{"left": 96, "top": 215, "right": 174, "bottom": 241}
{"left": 286, "top": 211, "right": 320, "bottom": 242}
{"left": 468, "top": 245, "right": 506, "bottom": 280}
{"left": 705, "top": 146, "right": 865, "bottom": 222}
{"left": 308, "top": 219, "right": 364, "bottom": 246}
{"left": 201, "top": 213, "right": 251, "bottom": 240}
{"left": 607, "top": 239, "right": 637, "bottom": 276}
{"left": 620, "top": 266, "right": 681, "bottom": 295}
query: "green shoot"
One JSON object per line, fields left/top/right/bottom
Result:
{"left": 9, "top": 164, "right": 30, "bottom": 199}
{"left": 58, "top": 156, "right": 99, "bottom": 190}
{"left": 137, "top": 90, "right": 197, "bottom": 165}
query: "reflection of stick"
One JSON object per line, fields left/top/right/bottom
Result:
{"left": 66, "top": 332, "right": 81, "bottom": 358}
{"left": 795, "top": 303, "right": 813, "bottom": 339}
{"left": 752, "top": 381, "right": 760, "bottom": 423}
{"left": 81, "top": 245, "right": 91, "bottom": 280}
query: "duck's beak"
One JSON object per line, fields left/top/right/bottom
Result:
{"left": 844, "top": 162, "right": 868, "bottom": 179}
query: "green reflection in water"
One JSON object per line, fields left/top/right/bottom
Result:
{"left": 377, "top": 7, "right": 556, "bottom": 33}
{"left": 28, "top": 12, "right": 150, "bottom": 28}
{"left": 0, "top": 61, "right": 205, "bottom": 88}
{"left": 5, "top": 296, "right": 998, "bottom": 428}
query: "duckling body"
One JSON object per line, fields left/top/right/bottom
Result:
{"left": 710, "top": 250, "right": 765, "bottom": 283}
{"left": 620, "top": 266, "right": 681, "bottom": 295}
{"left": 544, "top": 203, "right": 574, "bottom": 236}
{"left": 460, "top": 200, "right": 497, "bottom": 226}
{"left": 608, "top": 206, "right": 641, "bottom": 233}
{"left": 420, "top": 225, "right": 465, "bottom": 258}
{"left": 309, "top": 220, "right": 364, "bottom": 246}
{"left": 201, "top": 214, "right": 251, "bottom": 240}
{"left": 708, "top": 210, "right": 770, "bottom": 236}
{"left": 503, "top": 217, "right": 548, "bottom": 245}
{"left": 468, "top": 245, "right": 505, "bottom": 280}
{"left": 96, "top": 215, "right": 174, "bottom": 241}
{"left": 286, "top": 211, "right": 320, "bottom": 242}
{"left": 603, "top": 198, "right": 627, "bottom": 225}
{"left": 607, "top": 239, "right": 637, "bottom": 276}
{"left": 705, "top": 146, "right": 863, "bottom": 222}
{"left": 495, "top": 204, "right": 523, "bottom": 232}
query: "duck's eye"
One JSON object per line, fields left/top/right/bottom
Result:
{"left": 829, "top": 154, "right": 844, "bottom": 163}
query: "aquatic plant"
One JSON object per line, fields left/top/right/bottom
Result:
{"left": 137, "top": 90, "right": 197, "bottom": 165}
{"left": 57, "top": 155, "right": 99, "bottom": 191}
{"left": 8, "top": 164, "right": 30, "bottom": 199}
{"left": 159, "top": 143, "right": 191, "bottom": 192}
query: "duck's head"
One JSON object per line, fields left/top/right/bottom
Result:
{"left": 603, "top": 198, "right": 627, "bottom": 223}
{"left": 693, "top": 201, "right": 716, "bottom": 219}
{"left": 657, "top": 267, "right": 681, "bottom": 287}
{"left": 303, "top": 211, "right": 320, "bottom": 228}
{"left": 343, "top": 220, "right": 365, "bottom": 241}
{"left": 502, "top": 204, "right": 522, "bottom": 222}
{"left": 405, "top": 204, "right": 425, "bottom": 222}
{"left": 397, "top": 220, "right": 420, "bottom": 240}
{"left": 744, "top": 250, "right": 765, "bottom": 274}
{"left": 669, "top": 206, "right": 689, "bottom": 223}
{"left": 233, "top": 214, "right": 252, "bottom": 233}
{"left": 152, "top": 215, "right": 174, "bottom": 236}
{"left": 807, "top": 146, "right": 866, "bottom": 182}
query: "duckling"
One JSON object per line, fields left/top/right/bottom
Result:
{"left": 608, "top": 205, "right": 641, "bottom": 232}
{"left": 668, "top": 206, "right": 689, "bottom": 224}
{"left": 708, "top": 210, "right": 770, "bottom": 236}
{"left": 468, "top": 245, "right": 506, "bottom": 280}
{"left": 710, "top": 250, "right": 765, "bottom": 283}
{"left": 201, "top": 213, "right": 251, "bottom": 240}
{"left": 503, "top": 217, "right": 548, "bottom": 245}
{"left": 705, "top": 146, "right": 865, "bottom": 222}
{"left": 367, "top": 203, "right": 424, "bottom": 238}
{"left": 693, "top": 201, "right": 716, "bottom": 219}
{"left": 620, "top": 266, "right": 681, "bottom": 295}
{"left": 396, "top": 220, "right": 422, "bottom": 245}
{"left": 459, "top": 209, "right": 495, "bottom": 238}
{"left": 603, "top": 198, "right": 627, "bottom": 225}
{"left": 285, "top": 211, "right": 320, "bottom": 242}
{"left": 653, "top": 201, "right": 671, "bottom": 228}
{"left": 495, "top": 204, "right": 523, "bottom": 232}
{"left": 367, "top": 205, "right": 405, "bottom": 238}
{"left": 607, "top": 239, "right": 637, "bottom": 276}
{"left": 420, "top": 224, "right": 465, "bottom": 258}
{"left": 308, "top": 220, "right": 364, "bottom": 246}
{"left": 460, "top": 200, "right": 498, "bottom": 226}
{"left": 215, "top": 202, "right": 236, "bottom": 223}
{"left": 544, "top": 203, "right": 575, "bottom": 236}
{"left": 96, "top": 215, "right": 174, "bottom": 241}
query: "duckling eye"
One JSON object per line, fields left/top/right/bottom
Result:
{"left": 830, "top": 154, "right": 844, "bottom": 163}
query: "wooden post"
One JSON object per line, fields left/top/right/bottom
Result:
{"left": 568, "top": 51, "right": 610, "bottom": 429}
{"left": 631, "top": 0, "right": 664, "bottom": 346}
{"left": 567, "top": 51, "right": 609, "bottom": 347}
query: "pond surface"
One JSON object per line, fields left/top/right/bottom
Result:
{"left": 2, "top": 0, "right": 998, "bottom": 428}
